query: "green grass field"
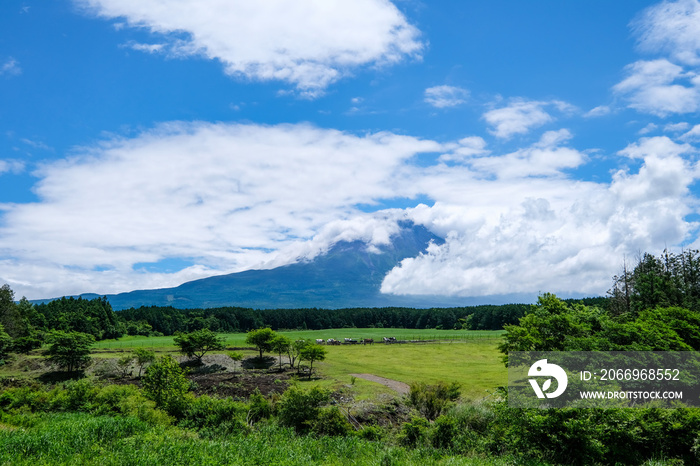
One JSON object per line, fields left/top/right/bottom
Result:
{"left": 315, "top": 339, "right": 505, "bottom": 400}
{"left": 88, "top": 328, "right": 507, "bottom": 401}
{"left": 92, "top": 328, "right": 503, "bottom": 350}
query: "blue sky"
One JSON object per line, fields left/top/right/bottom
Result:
{"left": 1, "top": 0, "right": 700, "bottom": 301}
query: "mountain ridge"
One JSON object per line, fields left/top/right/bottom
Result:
{"left": 38, "top": 222, "right": 535, "bottom": 310}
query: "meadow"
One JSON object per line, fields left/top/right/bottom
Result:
{"left": 88, "top": 328, "right": 506, "bottom": 400}
{"left": 92, "top": 328, "right": 503, "bottom": 349}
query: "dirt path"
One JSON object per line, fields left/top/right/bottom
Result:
{"left": 350, "top": 373, "right": 410, "bottom": 394}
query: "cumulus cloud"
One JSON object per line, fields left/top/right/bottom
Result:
{"left": 438, "top": 137, "right": 489, "bottom": 163}
{"left": 75, "top": 0, "right": 423, "bottom": 94}
{"left": 482, "top": 99, "right": 573, "bottom": 139}
{"left": 424, "top": 85, "right": 469, "bottom": 108}
{"left": 487, "top": 130, "right": 581, "bottom": 178}
{"left": 614, "top": 59, "right": 700, "bottom": 116}
{"left": 0, "top": 122, "right": 440, "bottom": 298}
{"left": 1, "top": 121, "right": 698, "bottom": 302}
{"left": 381, "top": 136, "right": 698, "bottom": 297}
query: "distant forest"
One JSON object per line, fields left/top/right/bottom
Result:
{"left": 2, "top": 248, "right": 699, "bottom": 344}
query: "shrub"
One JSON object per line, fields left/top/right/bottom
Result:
{"left": 431, "top": 415, "right": 457, "bottom": 450}
{"left": 397, "top": 416, "right": 430, "bottom": 447}
{"left": 179, "top": 395, "right": 248, "bottom": 438}
{"left": 59, "top": 379, "right": 99, "bottom": 411}
{"left": 407, "top": 381, "right": 460, "bottom": 420}
{"left": 247, "top": 389, "right": 272, "bottom": 423}
{"left": 357, "top": 425, "right": 383, "bottom": 441}
{"left": 275, "top": 385, "right": 329, "bottom": 433}
{"left": 11, "top": 335, "right": 42, "bottom": 355}
{"left": 117, "top": 354, "right": 134, "bottom": 377}
{"left": 311, "top": 406, "right": 353, "bottom": 437}
{"left": 142, "top": 355, "right": 191, "bottom": 417}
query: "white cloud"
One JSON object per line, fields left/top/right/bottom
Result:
{"left": 482, "top": 99, "right": 573, "bottom": 139}
{"left": 665, "top": 121, "right": 690, "bottom": 132}
{"left": 633, "top": 0, "right": 700, "bottom": 66}
{"left": 584, "top": 105, "right": 611, "bottom": 118}
{"left": 424, "top": 85, "right": 469, "bottom": 108}
{"left": 0, "top": 122, "right": 440, "bottom": 298}
{"left": 122, "top": 41, "right": 166, "bottom": 54}
{"left": 0, "top": 57, "right": 21, "bottom": 77}
{"left": 615, "top": 1, "right": 700, "bottom": 116}
{"left": 681, "top": 123, "right": 700, "bottom": 141}
{"left": 639, "top": 123, "right": 658, "bottom": 134}
{"left": 613, "top": 59, "right": 700, "bottom": 116}
{"left": 2, "top": 122, "right": 699, "bottom": 302}
{"left": 464, "top": 129, "right": 585, "bottom": 179}
{"left": 0, "top": 159, "right": 24, "bottom": 175}
{"left": 439, "top": 136, "right": 489, "bottom": 163}
{"left": 75, "top": 0, "right": 423, "bottom": 94}
{"left": 381, "top": 136, "right": 698, "bottom": 297}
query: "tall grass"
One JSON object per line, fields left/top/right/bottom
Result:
{"left": 0, "top": 412, "right": 515, "bottom": 465}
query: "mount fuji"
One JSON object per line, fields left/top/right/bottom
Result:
{"left": 75, "top": 221, "right": 490, "bottom": 310}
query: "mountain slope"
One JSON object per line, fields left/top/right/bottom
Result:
{"left": 96, "top": 221, "right": 471, "bottom": 310}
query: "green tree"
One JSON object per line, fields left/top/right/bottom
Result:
{"left": 0, "top": 284, "right": 27, "bottom": 338}
{"left": 245, "top": 328, "right": 277, "bottom": 359}
{"left": 117, "top": 353, "right": 134, "bottom": 377}
{"left": 11, "top": 335, "right": 42, "bottom": 355}
{"left": 0, "top": 324, "right": 12, "bottom": 362}
{"left": 173, "top": 329, "right": 226, "bottom": 363}
{"left": 43, "top": 330, "right": 95, "bottom": 372}
{"left": 270, "top": 334, "right": 291, "bottom": 371}
{"left": 288, "top": 339, "right": 310, "bottom": 370}
{"left": 133, "top": 348, "right": 156, "bottom": 377}
{"left": 142, "top": 355, "right": 190, "bottom": 414}
{"left": 228, "top": 351, "right": 243, "bottom": 377}
{"left": 299, "top": 344, "right": 327, "bottom": 378}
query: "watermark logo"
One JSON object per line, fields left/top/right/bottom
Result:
{"left": 528, "top": 359, "right": 568, "bottom": 398}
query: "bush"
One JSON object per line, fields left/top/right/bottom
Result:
{"left": 311, "top": 406, "right": 353, "bottom": 437}
{"left": 248, "top": 389, "right": 272, "bottom": 423}
{"left": 58, "top": 379, "right": 99, "bottom": 411}
{"left": 275, "top": 385, "right": 329, "bottom": 433}
{"left": 11, "top": 335, "right": 42, "bottom": 354}
{"left": 397, "top": 416, "right": 430, "bottom": 447}
{"left": 179, "top": 395, "right": 248, "bottom": 438}
{"left": 431, "top": 415, "right": 457, "bottom": 450}
{"left": 357, "top": 425, "right": 383, "bottom": 441}
{"left": 142, "top": 355, "right": 191, "bottom": 417}
{"left": 407, "top": 381, "right": 460, "bottom": 420}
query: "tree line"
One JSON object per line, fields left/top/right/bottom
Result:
{"left": 116, "top": 303, "right": 530, "bottom": 336}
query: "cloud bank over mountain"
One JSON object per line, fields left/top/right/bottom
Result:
{"left": 2, "top": 1, "right": 700, "bottom": 303}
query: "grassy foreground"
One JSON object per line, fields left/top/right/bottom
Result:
{"left": 0, "top": 411, "right": 512, "bottom": 466}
